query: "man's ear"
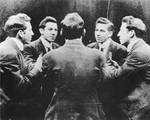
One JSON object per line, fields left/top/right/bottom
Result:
{"left": 129, "top": 30, "right": 135, "bottom": 38}
{"left": 60, "top": 28, "right": 63, "bottom": 36}
{"left": 82, "top": 29, "right": 86, "bottom": 37}
{"left": 17, "top": 30, "right": 24, "bottom": 38}
{"left": 39, "top": 28, "right": 44, "bottom": 35}
{"left": 108, "top": 31, "right": 113, "bottom": 38}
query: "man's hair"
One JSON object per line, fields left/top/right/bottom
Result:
{"left": 122, "top": 16, "right": 146, "bottom": 38}
{"left": 39, "top": 16, "right": 57, "bottom": 29}
{"left": 60, "top": 12, "right": 84, "bottom": 39}
{"left": 96, "top": 17, "right": 114, "bottom": 32}
{"left": 4, "top": 15, "right": 26, "bottom": 37}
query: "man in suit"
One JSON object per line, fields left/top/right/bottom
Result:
{"left": 88, "top": 17, "right": 128, "bottom": 120}
{"left": 104, "top": 16, "right": 150, "bottom": 120}
{"left": 87, "top": 17, "right": 127, "bottom": 65}
{"left": 23, "top": 16, "right": 60, "bottom": 111}
{"left": 42, "top": 12, "right": 106, "bottom": 120}
{"left": 23, "top": 16, "right": 59, "bottom": 67}
{"left": 0, "top": 13, "right": 43, "bottom": 120}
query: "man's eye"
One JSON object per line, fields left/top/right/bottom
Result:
{"left": 48, "top": 28, "right": 53, "bottom": 31}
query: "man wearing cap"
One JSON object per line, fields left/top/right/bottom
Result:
{"left": 104, "top": 16, "right": 150, "bottom": 120}
{"left": 0, "top": 13, "right": 42, "bottom": 120}
{"left": 42, "top": 12, "right": 106, "bottom": 120}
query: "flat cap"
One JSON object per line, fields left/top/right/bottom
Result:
{"left": 4, "top": 15, "right": 26, "bottom": 32}
{"left": 122, "top": 16, "right": 146, "bottom": 32}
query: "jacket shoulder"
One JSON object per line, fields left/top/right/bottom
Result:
{"left": 111, "top": 40, "right": 127, "bottom": 51}
{"left": 85, "top": 46, "right": 105, "bottom": 60}
{"left": 0, "top": 41, "right": 17, "bottom": 55}
{"left": 26, "top": 39, "right": 41, "bottom": 48}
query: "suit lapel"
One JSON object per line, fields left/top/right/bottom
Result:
{"left": 101, "top": 39, "right": 113, "bottom": 60}
{"left": 95, "top": 42, "right": 99, "bottom": 49}
{"left": 106, "top": 40, "right": 113, "bottom": 59}
{"left": 38, "top": 39, "right": 47, "bottom": 55}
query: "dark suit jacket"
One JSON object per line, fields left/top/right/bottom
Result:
{"left": 42, "top": 40, "right": 106, "bottom": 120}
{"left": 88, "top": 40, "right": 129, "bottom": 120}
{"left": 23, "top": 38, "right": 60, "bottom": 110}
{"left": 108, "top": 39, "right": 150, "bottom": 119}
{"left": 87, "top": 39, "right": 127, "bottom": 65}
{"left": 0, "top": 37, "right": 42, "bottom": 119}
{"left": 23, "top": 38, "right": 60, "bottom": 68}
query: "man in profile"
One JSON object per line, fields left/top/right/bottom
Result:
{"left": 42, "top": 12, "right": 106, "bottom": 120}
{"left": 0, "top": 13, "right": 42, "bottom": 120}
{"left": 104, "top": 16, "right": 150, "bottom": 120}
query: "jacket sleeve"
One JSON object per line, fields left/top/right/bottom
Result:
{"left": 0, "top": 51, "right": 41, "bottom": 98}
{"left": 113, "top": 42, "right": 128, "bottom": 65}
{"left": 23, "top": 44, "right": 37, "bottom": 71}
{"left": 106, "top": 51, "right": 147, "bottom": 79}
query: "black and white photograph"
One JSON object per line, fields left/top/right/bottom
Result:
{"left": 0, "top": 0, "right": 150, "bottom": 120}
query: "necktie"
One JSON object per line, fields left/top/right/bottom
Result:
{"left": 47, "top": 43, "right": 53, "bottom": 52}
{"left": 100, "top": 46, "right": 104, "bottom": 52}
{"left": 47, "top": 47, "right": 51, "bottom": 52}
{"left": 99, "top": 43, "right": 104, "bottom": 52}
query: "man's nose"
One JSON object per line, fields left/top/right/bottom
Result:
{"left": 117, "top": 32, "right": 120, "bottom": 37}
{"left": 31, "top": 30, "right": 34, "bottom": 36}
{"left": 51, "top": 30, "right": 57, "bottom": 35}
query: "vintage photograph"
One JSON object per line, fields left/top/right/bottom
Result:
{"left": 0, "top": 0, "right": 150, "bottom": 120}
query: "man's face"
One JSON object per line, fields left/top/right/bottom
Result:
{"left": 22, "top": 22, "right": 34, "bottom": 44}
{"left": 117, "top": 23, "right": 131, "bottom": 45}
{"left": 41, "top": 22, "right": 58, "bottom": 42}
{"left": 95, "top": 23, "right": 112, "bottom": 43}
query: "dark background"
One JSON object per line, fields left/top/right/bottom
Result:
{"left": 0, "top": 0, "right": 149, "bottom": 45}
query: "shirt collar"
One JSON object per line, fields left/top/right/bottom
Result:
{"left": 7, "top": 37, "right": 24, "bottom": 51}
{"left": 127, "top": 38, "right": 139, "bottom": 52}
{"left": 65, "top": 38, "right": 84, "bottom": 47}
{"left": 98, "top": 38, "right": 111, "bottom": 49}
{"left": 40, "top": 36, "right": 52, "bottom": 49}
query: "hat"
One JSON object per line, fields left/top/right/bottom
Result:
{"left": 4, "top": 15, "right": 26, "bottom": 32}
{"left": 122, "top": 16, "right": 146, "bottom": 32}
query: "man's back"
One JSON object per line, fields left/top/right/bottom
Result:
{"left": 43, "top": 40, "right": 106, "bottom": 120}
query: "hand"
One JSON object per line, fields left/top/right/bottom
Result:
{"left": 107, "top": 59, "right": 119, "bottom": 68}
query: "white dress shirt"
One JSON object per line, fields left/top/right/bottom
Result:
{"left": 98, "top": 38, "right": 111, "bottom": 52}
{"left": 98, "top": 38, "right": 112, "bottom": 59}
{"left": 41, "top": 37, "right": 53, "bottom": 52}
{"left": 127, "top": 38, "right": 139, "bottom": 52}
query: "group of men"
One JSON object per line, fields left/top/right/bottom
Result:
{"left": 0, "top": 12, "right": 150, "bottom": 120}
